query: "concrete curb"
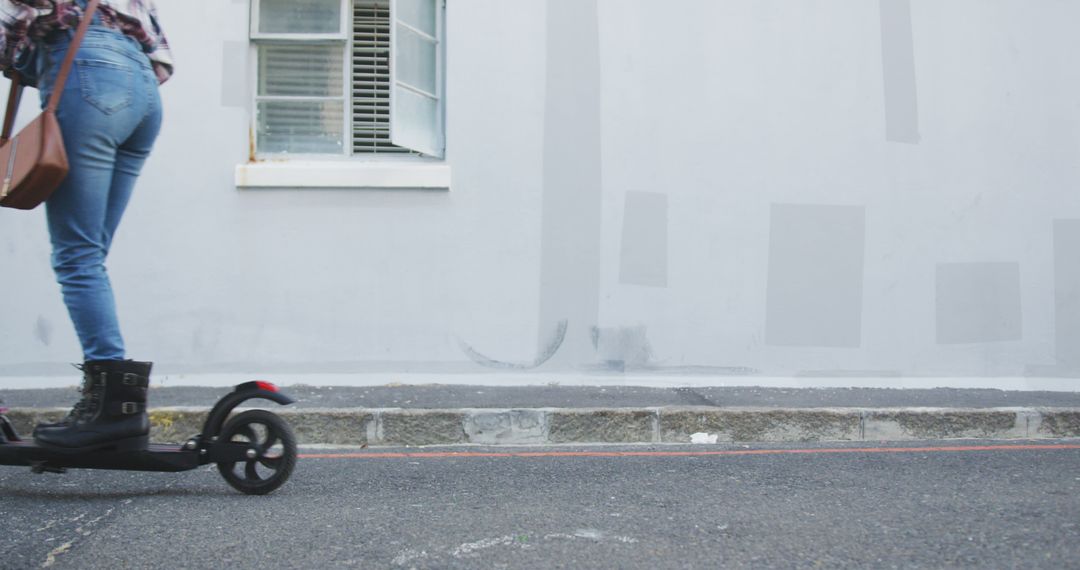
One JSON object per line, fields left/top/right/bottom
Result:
{"left": 5, "top": 407, "right": 1080, "bottom": 446}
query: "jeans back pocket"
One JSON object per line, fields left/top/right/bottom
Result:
{"left": 76, "top": 58, "right": 134, "bottom": 115}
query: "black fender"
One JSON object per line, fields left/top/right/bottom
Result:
{"left": 201, "top": 381, "right": 294, "bottom": 440}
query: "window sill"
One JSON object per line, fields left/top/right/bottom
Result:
{"left": 234, "top": 160, "right": 451, "bottom": 190}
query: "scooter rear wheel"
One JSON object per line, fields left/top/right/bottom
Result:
{"left": 216, "top": 409, "right": 297, "bottom": 495}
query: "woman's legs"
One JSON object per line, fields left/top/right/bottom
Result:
{"left": 42, "top": 40, "right": 162, "bottom": 363}
{"left": 33, "top": 31, "right": 162, "bottom": 451}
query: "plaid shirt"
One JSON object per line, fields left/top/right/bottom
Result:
{"left": 0, "top": 0, "right": 173, "bottom": 84}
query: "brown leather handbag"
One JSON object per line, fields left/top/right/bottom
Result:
{"left": 0, "top": 0, "right": 100, "bottom": 210}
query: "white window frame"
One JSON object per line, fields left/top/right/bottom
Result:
{"left": 238, "top": 0, "right": 450, "bottom": 190}
{"left": 249, "top": 0, "right": 349, "bottom": 41}
{"left": 389, "top": 0, "right": 445, "bottom": 158}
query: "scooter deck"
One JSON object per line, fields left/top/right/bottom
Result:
{"left": 0, "top": 440, "right": 201, "bottom": 473}
{"left": 0, "top": 382, "right": 296, "bottom": 493}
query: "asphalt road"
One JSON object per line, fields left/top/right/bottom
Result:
{"left": 1, "top": 440, "right": 1079, "bottom": 569}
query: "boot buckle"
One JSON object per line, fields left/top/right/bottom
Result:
{"left": 121, "top": 402, "right": 138, "bottom": 414}
{"left": 122, "top": 373, "right": 140, "bottom": 386}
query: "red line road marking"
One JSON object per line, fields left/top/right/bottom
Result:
{"left": 299, "top": 444, "right": 1080, "bottom": 460}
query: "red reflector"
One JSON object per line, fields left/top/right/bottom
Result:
{"left": 255, "top": 381, "right": 280, "bottom": 393}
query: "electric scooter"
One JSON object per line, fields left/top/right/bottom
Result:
{"left": 0, "top": 381, "right": 298, "bottom": 495}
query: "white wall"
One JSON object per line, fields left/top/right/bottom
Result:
{"left": 1, "top": 0, "right": 1078, "bottom": 386}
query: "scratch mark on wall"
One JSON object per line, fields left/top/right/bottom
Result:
{"left": 459, "top": 320, "right": 568, "bottom": 370}
{"left": 951, "top": 193, "right": 983, "bottom": 223}
{"left": 34, "top": 316, "right": 52, "bottom": 347}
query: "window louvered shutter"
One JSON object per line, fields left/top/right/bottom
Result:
{"left": 352, "top": 1, "right": 411, "bottom": 154}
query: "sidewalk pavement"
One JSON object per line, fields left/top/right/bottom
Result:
{"left": 3, "top": 384, "right": 1080, "bottom": 447}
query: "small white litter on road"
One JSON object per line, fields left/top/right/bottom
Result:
{"left": 391, "top": 549, "right": 428, "bottom": 566}
{"left": 544, "top": 529, "right": 639, "bottom": 544}
{"left": 690, "top": 432, "right": 719, "bottom": 444}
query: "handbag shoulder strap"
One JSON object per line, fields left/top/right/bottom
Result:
{"left": 1, "top": 0, "right": 101, "bottom": 142}
{"left": 1, "top": 78, "right": 23, "bottom": 144}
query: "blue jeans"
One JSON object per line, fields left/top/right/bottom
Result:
{"left": 37, "top": 27, "right": 163, "bottom": 362}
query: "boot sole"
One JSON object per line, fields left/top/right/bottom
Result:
{"left": 33, "top": 435, "right": 150, "bottom": 455}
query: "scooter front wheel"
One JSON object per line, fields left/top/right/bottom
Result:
{"left": 216, "top": 409, "right": 297, "bottom": 495}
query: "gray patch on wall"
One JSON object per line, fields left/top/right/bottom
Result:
{"left": 936, "top": 263, "right": 1022, "bottom": 344}
{"left": 221, "top": 41, "right": 249, "bottom": 109}
{"left": 879, "top": 0, "right": 921, "bottom": 144}
{"left": 766, "top": 204, "right": 866, "bottom": 348}
{"left": 537, "top": 0, "right": 603, "bottom": 367}
{"left": 591, "top": 325, "right": 654, "bottom": 371}
{"left": 620, "top": 192, "right": 668, "bottom": 287}
{"left": 1054, "top": 221, "right": 1080, "bottom": 365}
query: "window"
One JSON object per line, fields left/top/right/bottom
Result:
{"left": 249, "top": 0, "right": 445, "bottom": 159}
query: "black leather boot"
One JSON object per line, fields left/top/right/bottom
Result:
{"left": 33, "top": 363, "right": 98, "bottom": 433}
{"left": 34, "top": 360, "right": 151, "bottom": 453}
